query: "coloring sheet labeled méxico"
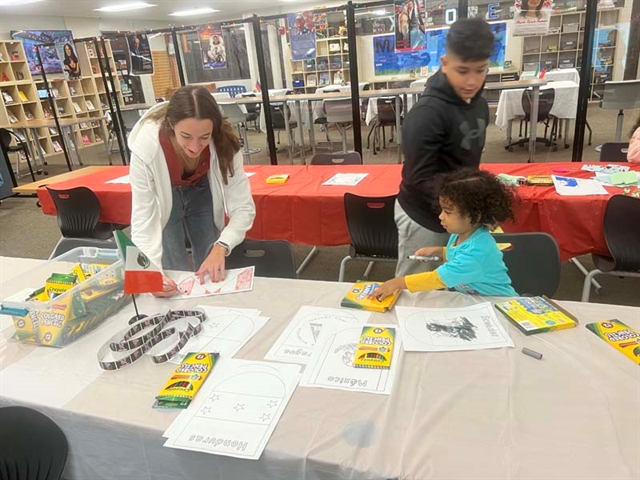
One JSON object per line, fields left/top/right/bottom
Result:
{"left": 264, "top": 306, "right": 371, "bottom": 365}
{"left": 396, "top": 302, "right": 514, "bottom": 352}
{"left": 163, "top": 358, "right": 301, "bottom": 460}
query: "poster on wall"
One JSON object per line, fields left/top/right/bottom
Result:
{"left": 55, "top": 42, "right": 82, "bottom": 80}
{"left": 199, "top": 24, "right": 227, "bottom": 69}
{"left": 10, "top": 30, "right": 72, "bottom": 76}
{"left": 287, "top": 11, "right": 316, "bottom": 60}
{"left": 513, "top": 0, "right": 552, "bottom": 37}
{"left": 126, "top": 33, "right": 154, "bottom": 75}
{"left": 395, "top": 0, "right": 426, "bottom": 52}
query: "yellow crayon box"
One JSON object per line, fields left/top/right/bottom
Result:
{"left": 586, "top": 320, "right": 640, "bottom": 365}
{"left": 154, "top": 352, "right": 219, "bottom": 409}
{"left": 266, "top": 174, "right": 290, "bottom": 184}
{"left": 353, "top": 326, "right": 395, "bottom": 369}
{"left": 341, "top": 281, "right": 400, "bottom": 313}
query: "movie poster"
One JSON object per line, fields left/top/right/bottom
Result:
{"left": 55, "top": 41, "right": 82, "bottom": 80}
{"left": 126, "top": 33, "right": 154, "bottom": 75}
{"left": 287, "top": 11, "right": 316, "bottom": 60}
{"left": 513, "top": 0, "right": 552, "bottom": 37}
{"left": 199, "top": 24, "right": 227, "bottom": 69}
{"left": 395, "top": 0, "right": 426, "bottom": 52}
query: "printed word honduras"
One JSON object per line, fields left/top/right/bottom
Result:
{"left": 115, "top": 231, "right": 163, "bottom": 294}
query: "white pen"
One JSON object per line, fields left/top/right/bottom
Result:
{"left": 407, "top": 255, "right": 441, "bottom": 262}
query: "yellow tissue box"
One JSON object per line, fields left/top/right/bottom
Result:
{"left": 266, "top": 174, "right": 290, "bottom": 184}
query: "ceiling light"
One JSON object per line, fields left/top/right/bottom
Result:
{"left": 94, "top": 2, "right": 157, "bottom": 13}
{"left": 169, "top": 7, "right": 219, "bottom": 17}
{"left": 0, "top": 0, "right": 45, "bottom": 5}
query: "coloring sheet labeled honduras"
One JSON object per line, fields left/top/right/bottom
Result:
{"left": 264, "top": 306, "right": 370, "bottom": 364}
{"left": 396, "top": 302, "right": 514, "bottom": 352}
{"left": 299, "top": 323, "right": 402, "bottom": 395}
{"left": 163, "top": 358, "right": 301, "bottom": 460}
{"left": 173, "top": 266, "right": 255, "bottom": 299}
{"left": 169, "top": 306, "right": 269, "bottom": 364}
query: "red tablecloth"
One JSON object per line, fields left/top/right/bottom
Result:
{"left": 37, "top": 162, "right": 638, "bottom": 261}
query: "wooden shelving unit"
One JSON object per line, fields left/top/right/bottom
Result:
{"left": 520, "top": 8, "right": 620, "bottom": 100}
{"left": 290, "top": 36, "right": 351, "bottom": 92}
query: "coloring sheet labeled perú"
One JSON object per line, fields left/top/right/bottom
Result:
{"left": 169, "top": 306, "right": 268, "bottom": 364}
{"left": 396, "top": 302, "right": 514, "bottom": 352}
{"left": 264, "top": 306, "right": 370, "bottom": 364}
{"left": 163, "top": 358, "right": 301, "bottom": 460}
{"left": 173, "top": 266, "right": 254, "bottom": 299}
{"left": 299, "top": 323, "right": 402, "bottom": 395}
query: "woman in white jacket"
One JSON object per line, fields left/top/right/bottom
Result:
{"left": 128, "top": 86, "right": 255, "bottom": 296}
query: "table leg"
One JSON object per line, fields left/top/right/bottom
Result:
{"left": 283, "top": 103, "right": 292, "bottom": 163}
{"left": 308, "top": 101, "right": 316, "bottom": 156}
{"left": 65, "top": 126, "right": 83, "bottom": 167}
{"left": 506, "top": 119, "right": 513, "bottom": 148}
{"left": 25, "top": 127, "right": 46, "bottom": 172}
{"left": 528, "top": 86, "right": 539, "bottom": 163}
{"left": 395, "top": 95, "right": 402, "bottom": 164}
{"left": 100, "top": 119, "right": 111, "bottom": 162}
{"left": 564, "top": 119, "right": 570, "bottom": 149}
{"left": 295, "top": 100, "right": 306, "bottom": 164}
{"left": 20, "top": 128, "right": 38, "bottom": 181}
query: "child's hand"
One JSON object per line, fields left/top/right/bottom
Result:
{"left": 368, "top": 277, "right": 406, "bottom": 301}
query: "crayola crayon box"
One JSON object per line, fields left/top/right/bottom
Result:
{"left": 0, "top": 247, "right": 128, "bottom": 347}
{"left": 341, "top": 281, "right": 400, "bottom": 313}
{"left": 154, "top": 353, "right": 219, "bottom": 409}
{"left": 353, "top": 326, "right": 395, "bottom": 369}
{"left": 586, "top": 320, "right": 640, "bottom": 365}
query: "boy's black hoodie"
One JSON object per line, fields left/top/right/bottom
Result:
{"left": 398, "top": 69, "right": 489, "bottom": 232}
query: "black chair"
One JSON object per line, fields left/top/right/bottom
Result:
{"left": 508, "top": 88, "right": 558, "bottom": 155}
{"left": 243, "top": 94, "right": 261, "bottom": 132}
{"left": 492, "top": 232, "right": 561, "bottom": 297}
{"left": 0, "top": 406, "right": 68, "bottom": 480}
{"left": 46, "top": 186, "right": 116, "bottom": 257}
{"left": 226, "top": 239, "right": 296, "bottom": 279}
{"left": 339, "top": 193, "right": 398, "bottom": 282}
{"left": 270, "top": 103, "right": 298, "bottom": 160}
{"left": 582, "top": 195, "right": 640, "bottom": 302}
{"left": 368, "top": 97, "right": 403, "bottom": 154}
{"left": 599, "top": 142, "right": 629, "bottom": 162}
{"left": 310, "top": 152, "right": 362, "bottom": 166}
{"left": 0, "top": 128, "right": 41, "bottom": 182}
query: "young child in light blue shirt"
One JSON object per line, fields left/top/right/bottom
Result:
{"left": 371, "top": 168, "right": 518, "bottom": 299}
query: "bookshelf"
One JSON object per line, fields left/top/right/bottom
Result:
{"left": 520, "top": 8, "right": 620, "bottom": 100}
{"left": 290, "top": 37, "right": 351, "bottom": 92}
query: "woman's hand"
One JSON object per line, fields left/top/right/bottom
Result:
{"left": 414, "top": 246, "right": 444, "bottom": 260}
{"left": 196, "top": 243, "right": 227, "bottom": 283}
{"left": 152, "top": 275, "right": 178, "bottom": 298}
{"left": 368, "top": 277, "right": 406, "bottom": 301}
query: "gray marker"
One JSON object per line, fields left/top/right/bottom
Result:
{"left": 522, "top": 347, "right": 543, "bottom": 360}
{"left": 407, "top": 255, "right": 441, "bottom": 262}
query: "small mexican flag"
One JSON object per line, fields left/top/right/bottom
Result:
{"left": 114, "top": 230, "right": 163, "bottom": 294}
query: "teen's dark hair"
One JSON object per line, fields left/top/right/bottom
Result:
{"left": 446, "top": 18, "right": 495, "bottom": 62}
{"left": 436, "top": 168, "right": 516, "bottom": 226}
{"left": 144, "top": 85, "right": 240, "bottom": 184}
{"left": 631, "top": 113, "right": 640, "bottom": 138}
{"left": 63, "top": 43, "right": 77, "bottom": 62}
{"left": 520, "top": 0, "right": 544, "bottom": 18}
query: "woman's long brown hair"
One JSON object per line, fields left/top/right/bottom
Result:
{"left": 143, "top": 85, "right": 240, "bottom": 184}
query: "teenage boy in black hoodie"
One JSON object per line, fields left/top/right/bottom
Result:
{"left": 395, "top": 17, "right": 495, "bottom": 276}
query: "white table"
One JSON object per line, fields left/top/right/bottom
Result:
{"left": 1, "top": 256, "right": 638, "bottom": 480}
{"left": 521, "top": 68, "right": 580, "bottom": 84}
{"left": 495, "top": 80, "right": 579, "bottom": 149}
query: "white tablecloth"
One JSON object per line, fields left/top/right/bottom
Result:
{"left": 495, "top": 80, "right": 579, "bottom": 131}
{"left": 1, "top": 256, "right": 638, "bottom": 480}
{"left": 521, "top": 68, "right": 580, "bottom": 84}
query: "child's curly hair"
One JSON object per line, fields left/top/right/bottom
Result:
{"left": 435, "top": 168, "right": 517, "bottom": 226}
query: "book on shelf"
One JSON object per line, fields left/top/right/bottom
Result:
{"left": 79, "top": 122, "right": 89, "bottom": 129}
{"left": 94, "top": 134, "right": 102, "bottom": 142}
{"left": 73, "top": 102, "right": 83, "bottom": 113}
{"left": 2, "top": 91, "right": 15, "bottom": 103}
{"left": 69, "top": 86, "right": 77, "bottom": 95}
{"left": 15, "top": 71, "right": 25, "bottom": 81}
{"left": 85, "top": 100, "right": 95, "bottom": 110}
{"left": 52, "top": 88, "right": 60, "bottom": 98}
{"left": 18, "top": 91, "right": 28, "bottom": 102}
{"left": 318, "top": 73, "right": 330, "bottom": 86}
{"left": 52, "top": 140, "right": 63, "bottom": 152}
{"left": 10, "top": 51, "right": 20, "bottom": 61}
{"left": 1, "top": 72, "right": 10, "bottom": 82}
{"left": 494, "top": 296, "right": 578, "bottom": 335}
{"left": 48, "top": 127, "right": 57, "bottom": 135}
{"left": 7, "top": 111, "right": 18, "bottom": 124}
{"left": 81, "top": 134, "right": 91, "bottom": 145}
{"left": 25, "top": 111, "right": 34, "bottom": 120}
{"left": 43, "top": 105, "right": 52, "bottom": 118}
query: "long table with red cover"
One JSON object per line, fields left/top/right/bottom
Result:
{"left": 36, "top": 162, "right": 638, "bottom": 262}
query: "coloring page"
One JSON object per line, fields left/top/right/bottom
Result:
{"left": 173, "top": 267, "right": 254, "bottom": 299}
{"left": 169, "top": 306, "right": 268, "bottom": 364}
{"left": 396, "top": 302, "right": 514, "bottom": 352}
{"left": 264, "top": 306, "right": 370, "bottom": 364}
{"left": 300, "top": 323, "right": 402, "bottom": 395}
{"left": 322, "top": 173, "right": 369, "bottom": 186}
{"left": 163, "top": 358, "right": 301, "bottom": 459}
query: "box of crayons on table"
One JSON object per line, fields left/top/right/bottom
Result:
{"left": 0, "top": 247, "right": 129, "bottom": 347}
{"left": 494, "top": 296, "right": 578, "bottom": 335}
